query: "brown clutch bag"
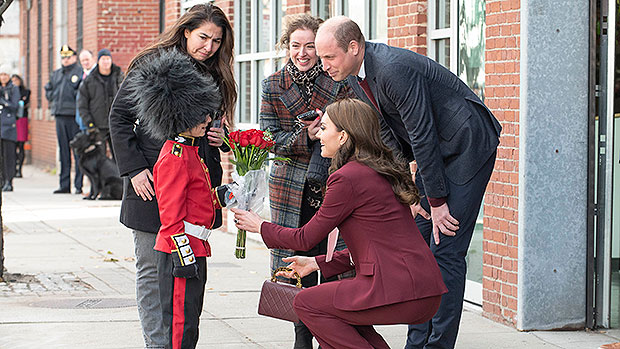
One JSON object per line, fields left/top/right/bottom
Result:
{"left": 257, "top": 267, "right": 303, "bottom": 323}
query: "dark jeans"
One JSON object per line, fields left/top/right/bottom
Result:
{"left": 2, "top": 139, "right": 16, "bottom": 184}
{"left": 406, "top": 152, "right": 496, "bottom": 349}
{"left": 55, "top": 115, "right": 82, "bottom": 190}
{"left": 15, "top": 141, "right": 25, "bottom": 175}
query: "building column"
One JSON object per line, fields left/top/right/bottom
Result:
{"left": 517, "top": 0, "right": 589, "bottom": 330}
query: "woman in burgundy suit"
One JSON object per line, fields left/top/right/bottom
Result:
{"left": 232, "top": 98, "right": 448, "bottom": 349}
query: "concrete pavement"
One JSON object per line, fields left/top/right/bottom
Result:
{"left": 0, "top": 165, "right": 618, "bottom": 348}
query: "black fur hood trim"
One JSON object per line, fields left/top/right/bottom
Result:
{"left": 124, "top": 48, "right": 222, "bottom": 140}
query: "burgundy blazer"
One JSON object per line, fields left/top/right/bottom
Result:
{"left": 261, "top": 161, "right": 448, "bottom": 311}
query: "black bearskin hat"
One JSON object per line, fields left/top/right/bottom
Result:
{"left": 124, "top": 48, "right": 222, "bottom": 140}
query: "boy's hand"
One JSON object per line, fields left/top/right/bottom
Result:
{"left": 170, "top": 233, "right": 198, "bottom": 278}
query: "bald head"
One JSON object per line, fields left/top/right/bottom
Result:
{"left": 315, "top": 16, "right": 364, "bottom": 81}
{"left": 317, "top": 16, "right": 365, "bottom": 53}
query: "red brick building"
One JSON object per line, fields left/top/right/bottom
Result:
{"left": 16, "top": 0, "right": 619, "bottom": 333}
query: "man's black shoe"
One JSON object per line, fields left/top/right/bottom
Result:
{"left": 53, "top": 188, "right": 71, "bottom": 194}
{"left": 74, "top": 189, "right": 83, "bottom": 195}
{"left": 2, "top": 183, "right": 13, "bottom": 192}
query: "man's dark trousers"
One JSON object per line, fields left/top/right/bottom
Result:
{"left": 406, "top": 152, "right": 496, "bottom": 349}
{"left": 55, "top": 115, "right": 82, "bottom": 191}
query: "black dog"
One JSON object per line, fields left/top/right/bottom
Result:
{"left": 70, "top": 131, "right": 122, "bottom": 200}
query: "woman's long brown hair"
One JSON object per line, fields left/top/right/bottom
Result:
{"left": 326, "top": 98, "right": 419, "bottom": 205}
{"left": 127, "top": 3, "right": 236, "bottom": 126}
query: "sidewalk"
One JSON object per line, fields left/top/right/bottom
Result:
{"left": 0, "top": 165, "right": 618, "bottom": 348}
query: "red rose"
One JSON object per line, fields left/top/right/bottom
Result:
{"left": 239, "top": 131, "right": 250, "bottom": 147}
{"left": 229, "top": 131, "right": 240, "bottom": 144}
{"left": 249, "top": 133, "right": 262, "bottom": 147}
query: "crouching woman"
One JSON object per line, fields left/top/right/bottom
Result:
{"left": 124, "top": 48, "right": 232, "bottom": 349}
{"left": 232, "top": 98, "right": 448, "bottom": 349}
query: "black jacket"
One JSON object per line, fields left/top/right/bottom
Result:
{"left": 0, "top": 82, "right": 20, "bottom": 141}
{"left": 347, "top": 42, "right": 502, "bottom": 199}
{"left": 109, "top": 56, "right": 229, "bottom": 234}
{"left": 78, "top": 64, "right": 123, "bottom": 131}
{"left": 44, "top": 62, "right": 83, "bottom": 116}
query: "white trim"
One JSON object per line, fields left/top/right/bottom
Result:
{"left": 428, "top": 28, "right": 452, "bottom": 40}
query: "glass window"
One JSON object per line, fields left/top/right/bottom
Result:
{"left": 239, "top": 0, "right": 252, "bottom": 54}
{"left": 458, "top": 0, "right": 486, "bottom": 100}
{"left": 316, "top": 0, "right": 387, "bottom": 41}
{"left": 435, "top": 38, "right": 450, "bottom": 69}
{"left": 235, "top": 0, "right": 285, "bottom": 125}
{"left": 429, "top": 0, "right": 487, "bottom": 305}
{"left": 238, "top": 62, "right": 251, "bottom": 124}
{"left": 436, "top": 0, "right": 451, "bottom": 29}
{"left": 257, "top": 0, "right": 272, "bottom": 52}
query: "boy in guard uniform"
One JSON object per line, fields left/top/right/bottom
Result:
{"left": 126, "top": 50, "right": 234, "bottom": 349}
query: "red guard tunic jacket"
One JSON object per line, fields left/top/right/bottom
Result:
{"left": 260, "top": 161, "right": 448, "bottom": 311}
{"left": 153, "top": 136, "right": 223, "bottom": 256}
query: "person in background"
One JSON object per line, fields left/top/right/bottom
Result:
{"left": 78, "top": 48, "right": 123, "bottom": 158}
{"left": 315, "top": 17, "right": 501, "bottom": 348}
{"left": 45, "top": 44, "right": 84, "bottom": 194}
{"left": 11, "top": 74, "right": 30, "bottom": 178}
{"left": 75, "top": 49, "right": 96, "bottom": 132}
{"left": 109, "top": 4, "right": 236, "bottom": 348}
{"left": 259, "top": 13, "right": 351, "bottom": 348}
{"left": 233, "top": 98, "right": 447, "bottom": 349}
{"left": 0, "top": 71, "right": 20, "bottom": 191}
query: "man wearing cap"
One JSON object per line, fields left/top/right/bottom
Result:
{"left": 45, "top": 45, "right": 84, "bottom": 194}
{"left": 78, "top": 48, "right": 123, "bottom": 159}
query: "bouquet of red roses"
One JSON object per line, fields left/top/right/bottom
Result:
{"left": 223, "top": 129, "right": 287, "bottom": 258}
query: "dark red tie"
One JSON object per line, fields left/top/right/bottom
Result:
{"left": 359, "top": 78, "right": 379, "bottom": 111}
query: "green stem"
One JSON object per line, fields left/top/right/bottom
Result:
{"left": 235, "top": 228, "right": 246, "bottom": 259}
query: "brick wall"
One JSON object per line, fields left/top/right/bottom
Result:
{"left": 387, "top": 0, "right": 427, "bottom": 55}
{"left": 482, "top": 0, "right": 520, "bottom": 326}
{"left": 98, "top": 0, "right": 160, "bottom": 70}
{"left": 286, "top": 0, "right": 311, "bottom": 14}
{"left": 20, "top": 0, "right": 160, "bottom": 168}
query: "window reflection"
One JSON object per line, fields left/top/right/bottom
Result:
{"left": 238, "top": 62, "right": 251, "bottom": 124}
{"left": 257, "top": 0, "right": 271, "bottom": 52}
{"left": 239, "top": 0, "right": 251, "bottom": 54}
{"left": 458, "top": 0, "right": 485, "bottom": 100}
{"left": 435, "top": 38, "right": 450, "bottom": 69}
{"left": 436, "top": 0, "right": 450, "bottom": 29}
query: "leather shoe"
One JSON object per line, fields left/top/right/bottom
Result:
{"left": 2, "top": 183, "right": 13, "bottom": 192}
{"left": 53, "top": 188, "right": 70, "bottom": 194}
{"left": 74, "top": 189, "right": 83, "bottom": 195}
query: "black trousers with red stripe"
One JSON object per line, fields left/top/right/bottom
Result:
{"left": 157, "top": 252, "right": 207, "bottom": 349}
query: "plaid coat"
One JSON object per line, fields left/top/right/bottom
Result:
{"left": 260, "top": 65, "right": 351, "bottom": 272}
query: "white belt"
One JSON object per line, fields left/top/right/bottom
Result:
{"left": 183, "top": 221, "right": 212, "bottom": 241}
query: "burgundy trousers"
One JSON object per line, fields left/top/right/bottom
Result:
{"left": 293, "top": 282, "right": 441, "bottom": 349}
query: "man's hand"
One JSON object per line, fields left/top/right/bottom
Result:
{"left": 207, "top": 126, "right": 225, "bottom": 147}
{"left": 130, "top": 169, "right": 155, "bottom": 201}
{"left": 410, "top": 202, "right": 431, "bottom": 220}
{"left": 430, "top": 203, "right": 459, "bottom": 245}
{"left": 277, "top": 256, "right": 320, "bottom": 279}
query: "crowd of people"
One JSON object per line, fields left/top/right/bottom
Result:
{"left": 43, "top": 45, "right": 123, "bottom": 195}
{"left": 4, "top": 3, "right": 502, "bottom": 348}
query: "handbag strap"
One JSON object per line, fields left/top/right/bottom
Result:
{"left": 271, "top": 267, "right": 302, "bottom": 288}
